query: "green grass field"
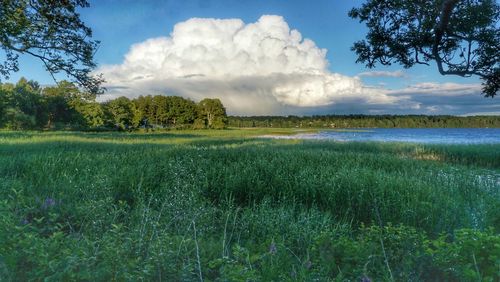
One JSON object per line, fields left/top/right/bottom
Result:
{"left": 1, "top": 129, "right": 499, "bottom": 281}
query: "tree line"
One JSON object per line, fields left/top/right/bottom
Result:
{"left": 0, "top": 78, "right": 227, "bottom": 130}
{"left": 2, "top": 78, "right": 498, "bottom": 131}
{"left": 228, "top": 115, "right": 500, "bottom": 128}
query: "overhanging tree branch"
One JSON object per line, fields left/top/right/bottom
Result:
{"left": 349, "top": 0, "right": 499, "bottom": 97}
{"left": 0, "top": 0, "right": 104, "bottom": 94}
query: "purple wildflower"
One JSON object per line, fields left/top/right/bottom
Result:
{"left": 361, "top": 276, "right": 372, "bottom": 282}
{"left": 42, "top": 197, "right": 56, "bottom": 209}
{"left": 269, "top": 242, "right": 277, "bottom": 255}
{"left": 21, "top": 218, "right": 29, "bottom": 225}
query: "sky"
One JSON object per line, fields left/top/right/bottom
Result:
{"left": 6, "top": 0, "right": 499, "bottom": 116}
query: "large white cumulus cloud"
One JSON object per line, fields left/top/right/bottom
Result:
{"left": 98, "top": 15, "right": 403, "bottom": 114}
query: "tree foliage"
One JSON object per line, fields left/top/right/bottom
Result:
{"left": 131, "top": 95, "right": 200, "bottom": 129}
{"left": 0, "top": 0, "right": 103, "bottom": 93}
{"left": 105, "top": 97, "right": 134, "bottom": 130}
{"left": 199, "top": 98, "right": 227, "bottom": 129}
{"left": 43, "top": 81, "right": 82, "bottom": 127}
{"left": 0, "top": 78, "right": 229, "bottom": 130}
{"left": 349, "top": 0, "right": 499, "bottom": 97}
{"left": 0, "top": 78, "right": 100, "bottom": 129}
{"left": 228, "top": 115, "right": 500, "bottom": 128}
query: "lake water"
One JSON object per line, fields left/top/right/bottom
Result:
{"left": 288, "top": 128, "right": 500, "bottom": 144}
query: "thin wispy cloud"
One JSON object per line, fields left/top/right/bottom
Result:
{"left": 357, "top": 70, "right": 406, "bottom": 78}
{"left": 392, "top": 82, "right": 482, "bottom": 96}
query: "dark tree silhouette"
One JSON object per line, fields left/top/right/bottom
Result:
{"left": 349, "top": 0, "right": 499, "bottom": 97}
{"left": 0, "top": 0, "right": 103, "bottom": 93}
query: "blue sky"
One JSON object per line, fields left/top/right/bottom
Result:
{"left": 5, "top": 0, "right": 498, "bottom": 115}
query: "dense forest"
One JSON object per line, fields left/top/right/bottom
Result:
{"left": 228, "top": 115, "right": 500, "bottom": 128}
{"left": 0, "top": 78, "right": 227, "bottom": 130}
{"left": 1, "top": 78, "right": 499, "bottom": 130}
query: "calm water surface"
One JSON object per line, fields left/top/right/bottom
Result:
{"left": 294, "top": 128, "right": 500, "bottom": 144}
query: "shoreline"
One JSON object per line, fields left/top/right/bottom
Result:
{"left": 258, "top": 128, "right": 500, "bottom": 144}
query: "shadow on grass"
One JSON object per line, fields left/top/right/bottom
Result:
{"left": 0, "top": 136, "right": 270, "bottom": 155}
{"left": 0, "top": 132, "right": 498, "bottom": 169}
{"left": 0, "top": 131, "right": 201, "bottom": 140}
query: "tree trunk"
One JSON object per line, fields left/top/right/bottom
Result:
{"left": 207, "top": 112, "right": 213, "bottom": 127}
{"left": 433, "top": 0, "right": 460, "bottom": 76}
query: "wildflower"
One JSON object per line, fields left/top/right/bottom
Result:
{"left": 269, "top": 242, "right": 277, "bottom": 255}
{"left": 42, "top": 197, "right": 56, "bottom": 209}
{"left": 305, "top": 260, "right": 312, "bottom": 269}
{"left": 361, "top": 276, "right": 372, "bottom": 282}
{"left": 20, "top": 218, "right": 29, "bottom": 225}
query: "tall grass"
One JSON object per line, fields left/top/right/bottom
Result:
{"left": 0, "top": 130, "right": 498, "bottom": 280}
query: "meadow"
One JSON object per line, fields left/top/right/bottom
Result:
{"left": 0, "top": 129, "right": 499, "bottom": 281}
